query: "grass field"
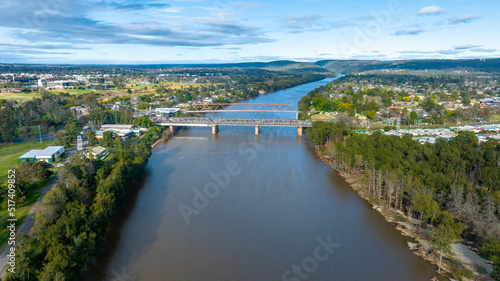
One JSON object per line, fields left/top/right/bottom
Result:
{"left": 0, "top": 141, "right": 55, "bottom": 185}
{"left": 0, "top": 192, "right": 42, "bottom": 248}
{"left": 0, "top": 92, "right": 41, "bottom": 102}
{"left": 46, "top": 89, "right": 90, "bottom": 95}
{"left": 310, "top": 113, "right": 334, "bottom": 120}
{"left": 5, "top": 81, "right": 215, "bottom": 102}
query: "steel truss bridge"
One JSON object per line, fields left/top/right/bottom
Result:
{"left": 184, "top": 103, "right": 298, "bottom": 113}
{"left": 153, "top": 117, "right": 317, "bottom": 136}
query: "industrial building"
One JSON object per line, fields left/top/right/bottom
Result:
{"left": 100, "top": 124, "right": 135, "bottom": 131}
{"left": 45, "top": 80, "right": 79, "bottom": 89}
{"left": 152, "top": 108, "right": 180, "bottom": 118}
{"left": 96, "top": 124, "right": 138, "bottom": 141}
{"left": 19, "top": 146, "right": 65, "bottom": 163}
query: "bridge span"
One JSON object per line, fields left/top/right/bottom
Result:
{"left": 184, "top": 103, "right": 298, "bottom": 114}
{"left": 153, "top": 117, "right": 316, "bottom": 136}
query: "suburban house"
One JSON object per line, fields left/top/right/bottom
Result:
{"left": 86, "top": 146, "right": 108, "bottom": 159}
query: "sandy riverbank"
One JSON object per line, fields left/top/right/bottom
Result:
{"left": 151, "top": 138, "right": 162, "bottom": 148}
{"left": 315, "top": 146, "right": 494, "bottom": 281}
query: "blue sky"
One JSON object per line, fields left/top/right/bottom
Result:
{"left": 0, "top": 0, "right": 498, "bottom": 64}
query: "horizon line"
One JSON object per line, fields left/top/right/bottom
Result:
{"left": 1, "top": 57, "right": 500, "bottom": 67}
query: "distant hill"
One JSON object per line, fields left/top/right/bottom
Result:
{"left": 261, "top": 61, "right": 329, "bottom": 73}
{"left": 1, "top": 58, "right": 499, "bottom": 74}
{"left": 184, "top": 58, "right": 500, "bottom": 73}
{"left": 194, "top": 60, "right": 329, "bottom": 73}
{"left": 314, "top": 58, "right": 500, "bottom": 74}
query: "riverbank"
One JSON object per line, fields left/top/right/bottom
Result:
{"left": 315, "top": 146, "right": 494, "bottom": 281}
{"left": 2, "top": 127, "right": 164, "bottom": 280}
{"left": 151, "top": 138, "right": 163, "bottom": 148}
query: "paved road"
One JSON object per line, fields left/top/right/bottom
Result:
{"left": 17, "top": 174, "right": 60, "bottom": 235}
{"left": 0, "top": 128, "right": 73, "bottom": 144}
{"left": 0, "top": 133, "right": 55, "bottom": 144}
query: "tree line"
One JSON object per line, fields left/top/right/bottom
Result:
{"left": 307, "top": 121, "right": 500, "bottom": 279}
{"left": 0, "top": 92, "right": 137, "bottom": 142}
{"left": 4, "top": 126, "right": 163, "bottom": 281}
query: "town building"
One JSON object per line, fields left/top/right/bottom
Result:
{"left": 96, "top": 124, "right": 136, "bottom": 141}
{"left": 46, "top": 80, "right": 79, "bottom": 89}
{"left": 69, "top": 106, "right": 89, "bottom": 116}
{"left": 152, "top": 107, "right": 180, "bottom": 118}
{"left": 87, "top": 146, "right": 108, "bottom": 159}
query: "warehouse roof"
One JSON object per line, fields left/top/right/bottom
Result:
{"left": 19, "top": 149, "right": 43, "bottom": 159}
{"left": 101, "top": 124, "right": 134, "bottom": 130}
{"left": 37, "top": 146, "right": 64, "bottom": 157}
{"left": 19, "top": 146, "right": 64, "bottom": 159}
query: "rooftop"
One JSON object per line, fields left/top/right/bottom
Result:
{"left": 39, "top": 146, "right": 64, "bottom": 156}
{"left": 101, "top": 124, "right": 134, "bottom": 130}
{"left": 92, "top": 146, "right": 107, "bottom": 154}
{"left": 19, "top": 146, "right": 64, "bottom": 159}
{"left": 19, "top": 149, "right": 43, "bottom": 159}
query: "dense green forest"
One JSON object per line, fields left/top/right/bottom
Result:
{"left": 3, "top": 127, "right": 163, "bottom": 281}
{"left": 307, "top": 121, "right": 500, "bottom": 279}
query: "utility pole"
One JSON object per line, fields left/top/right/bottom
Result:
{"left": 38, "top": 125, "right": 42, "bottom": 144}
{"left": 77, "top": 135, "right": 83, "bottom": 151}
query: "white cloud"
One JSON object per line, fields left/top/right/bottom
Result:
{"left": 160, "top": 7, "right": 184, "bottom": 13}
{"left": 453, "top": 44, "right": 481, "bottom": 50}
{"left": 392, "top": 28, "right": 424, "bottom": 36}
{"left": 450, "top": 14, "right": 479, "bottom": 24}
{"left": 418, "top": 5, "right": 446, "bottom": 15}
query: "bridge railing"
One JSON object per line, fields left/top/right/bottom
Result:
{"left": 257, "top": 119, "right": 313, "bottom": 126}
{"left": 184, "top": 103, "right": 298, "bottom": 113}
{"left": 151, "top": 116, "right": 335, "bottom": 122}
{"left": 212, "top": 118, "right": 256, "bottom": 125}
{"left": 153, "top": 116, "right": 315, "bottom": 127}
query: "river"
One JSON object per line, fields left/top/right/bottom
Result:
{"left": 82, "top": 76, "right": 439, "bottom": 281}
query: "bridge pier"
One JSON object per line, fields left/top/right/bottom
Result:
{"left": 297, "top": 126, "right": 303, "bottom": 137}
{"left": 212, "top": 125, "right": 219, "bottom": 135}
{"left": 255, "top": 126, "right": 259, "bottom": 136}
{"left": 169, "top": 125, "right": 175, "bottom": 134}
